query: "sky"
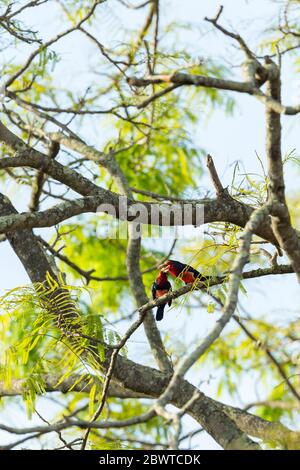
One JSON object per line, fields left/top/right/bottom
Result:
{"left": 0, "top": 0, "right": 300, "bottom": 450}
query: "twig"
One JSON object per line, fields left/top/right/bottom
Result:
{"left": 4, "top": 1, "right": 105, "bottom": 89}
{"left": 235, "top": 316, "right": 300, "bottom": 402}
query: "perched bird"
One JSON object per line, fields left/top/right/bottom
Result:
{"left": 151, "top": 271, "right": 172, "bottom": 321}
{"left": 159, "top": 259, "right": 209, "bottom": 285}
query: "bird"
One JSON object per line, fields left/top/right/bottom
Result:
{"left": 158, "top": 259, "right": 209, "bottom": 285}
{"left": 151, "top": 270, "right": 172, "bottom": 321}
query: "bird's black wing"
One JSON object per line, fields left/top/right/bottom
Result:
{"left": 151, "top": 282, "right": 158, "bottom": 300}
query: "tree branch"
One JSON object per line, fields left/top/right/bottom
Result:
{"left": 264, "top": 57, "right": 300, "bottom": 282}
{"left": 3, "top": 0, "right": 105, "bottom": 90}
{"left": 0, "top": 122, "right": 280, "bottom": 246}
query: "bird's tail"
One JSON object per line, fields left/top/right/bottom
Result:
{"left": 156, "top": 304, "right": 165, "bottom": 321}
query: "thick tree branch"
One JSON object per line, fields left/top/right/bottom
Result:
{"left": 29, "top": 141, "right": 60, "bottom": 212}
{"left": 1, "top": 4, "right": 300, "bottom": 452}
{"left": 0, "top": 186, "right": 280, "bottom": 244}
{"left": 0, "top": 122, "right": 280, "bottom": 246}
